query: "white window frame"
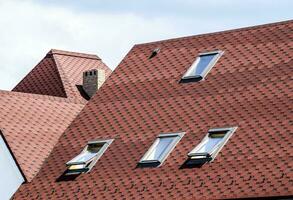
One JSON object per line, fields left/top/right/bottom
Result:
{"left": 139, "top": 132, "right": 185, "bottom": 167}
{"left": 182, "top": 50, "right": 224, "bottom": 81}
{"left": 66, "top": 139, "right": 114, "bottom": 174}
{"left": 188, "top": 127, "right": 237, "bottom": 162}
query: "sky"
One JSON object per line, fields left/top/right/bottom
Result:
{"left": 0, "top": 0, "right": 292, "bottom": 90}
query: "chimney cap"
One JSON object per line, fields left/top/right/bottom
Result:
{"left": 84, "top": 69, "right": 100, "bottom": 76}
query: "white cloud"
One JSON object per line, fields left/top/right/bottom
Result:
{"left": 0, "top": 0, "right": 185, "bottom": 90}
{"left": 0, "top": 0, "right": 291, "bottom": 90}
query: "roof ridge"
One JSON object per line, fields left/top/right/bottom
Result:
{"left": 0, "top": 90, "right": 85, "bottom": 105}
{"left": 12, "top": 54, "right": 68, "bottom": 99}
{"left": 48, "top": 49, "right": 101, "bottom": 60}
{"left": 51, "top": 53, "right": 82, "bottom": 101}
{"left": 137, "top": 19, "right": 292, "bottom": 46}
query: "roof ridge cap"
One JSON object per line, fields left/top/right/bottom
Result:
{"left": 0, "top": 90, "right": 85, "bottom": 105}
{"left": 137, "top": 19, "right": 292, "bottom": 46}
{"left": 48, "top": 49, "right": 101, "bottom": 60}
{"left": 50, "top": 53, "right": 80, "bottom": 101}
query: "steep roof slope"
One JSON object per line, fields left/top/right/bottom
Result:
{"left": 13, "top": 49, "right": 112, "bottom": 102}
{"left": 0, "top": 90, "right": 84, "bottom": 181}
{"left": 14, "top": 20, "right": 292, "bottom": 199}
{"left": 1, "top": 49, "right": 111, "bottom": 183}
{"left": 12, "top": 53, "right": 66, "bottom": 98}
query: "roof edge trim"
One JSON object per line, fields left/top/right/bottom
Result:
{"left": 48, "top": 49, "right": 101, "bottom": 60}
{"left": 0, "top": 130, "right": 27, "bottom": 183}
{"left": 136, "top": 19, "right": 292, "bottom": 46}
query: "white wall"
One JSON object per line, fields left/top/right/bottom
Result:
{"left": 0, "top": 134, "right": 24, "bottom": 200}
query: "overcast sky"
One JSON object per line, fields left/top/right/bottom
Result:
{"left": 0, "top": 0, "right": 292, "bottom": 90}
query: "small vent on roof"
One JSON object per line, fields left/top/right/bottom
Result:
{"left": 149, "top": 48, "right": 160, "bottom": 59}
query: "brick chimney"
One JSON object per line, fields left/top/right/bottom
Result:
{"left": 82, "top": 69, "right": 105, "bottom": 98}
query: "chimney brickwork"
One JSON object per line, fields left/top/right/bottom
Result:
{"left": 82, "top": 69, "right": 105, "bottom": 98}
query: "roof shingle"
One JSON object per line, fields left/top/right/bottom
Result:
{"left": 0, "top": 90, "right": 84, "bottom": 181}
{"left": 1, "top": 49, "right": 111, "bottom": 182}
{"left": 13, "top": 49, "right": 112, "bottom": 102}
{"left": 14, "top": 20, "right": 293, "bottom": 199}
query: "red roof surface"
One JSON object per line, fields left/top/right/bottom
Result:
{"left": 0, "top": 90, "right": 84, "bottom": 181}
{"left": 14, "top": 21, "right": 293, "bottom": 199}
{"left": 13, "top": 49, "right": 112, "bottom": 102}
{"left": 1, "top": 50, "right": 111, "bottom": 182}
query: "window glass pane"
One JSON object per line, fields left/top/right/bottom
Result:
{"left": 197, "top": 137, "right": 223, "bottom": 153}
{"left": 68, "top": 164, "right": 85, "bottom": 170}
{"left": 195, "top": 54, "right": 217, "bottom": 75}
{"left": 69, "top": 151, "right": 98, "bottom": 163}
{"left": 69, "top": 144, "right": 103, "bottom": 164}
{"left": 88, "top": 143, "right": 103, "bottom": 153}
{"left": 146, "top": 137, "right": 174, "bottom": 160}
{"left": 184, "top": 53, "right": 217, "bottom": 77}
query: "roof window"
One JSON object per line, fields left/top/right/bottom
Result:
{"left": 65, "top": 139, "right": 113, "bottom": 175}
{"left": 181, "top": 50, "right": 223, "bottom": 82}
{"left": 138, "top": 132, "right": 184, "bottom": 167}
{"left": 186, "top": 127, "right": 237, "bottom": 166}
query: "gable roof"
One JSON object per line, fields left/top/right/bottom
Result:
{"left": 0, "top": 49, "right": 111, "bottom": 183}
{"left": 0, "top": 90, "right": 84, "bottom": 182}
{"left": 13, "top": 49, "right": 112, "bottom": 102}
{"left": 14, "top": 20, "right": 292, "bottom": 199}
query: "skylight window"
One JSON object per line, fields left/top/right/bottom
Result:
{"left": 66, "top": 139, "right": 113, "bottom": 175}
{"left": 181, "top": 50, "right": 223, "bottom": 81}
{"left": 138, "top": 132, "right": 184, "bottom": 167}
{"left": 186, "top": 127, "right": 237, "bottom": 165}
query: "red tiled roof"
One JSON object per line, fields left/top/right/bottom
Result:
{"left": 13, "top": 49, "right": 112, "bottom": 102}
{"left": 0, "top": 90, "right": 84, "bottom": 182}
{"left": 14, "top": 21, "right": 293, "bottom": 199}
{"left": 12, "top": 54, "right": 67, "bottom": 98}
{"left": 1, "top": 49, "right": 111, "bottom": 182}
